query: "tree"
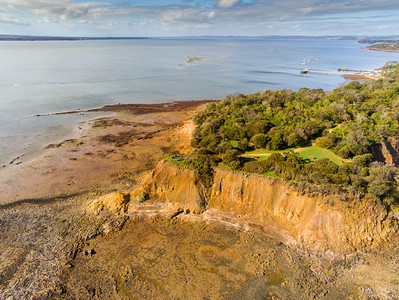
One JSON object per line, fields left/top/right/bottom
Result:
{"left": 286, "top": 132, "right": 302, "bottom": 147}
{"left": 315, "top": 136, "right": 334, "bottom": 149}
{"left": 367, "top": 164, "right": 398, "bottom": 202}
{"left": 223, "top": 149, "right": 242, "bottom": 170}
{"left": 246, "top": 120, "right": 272, "bottom": 137}
{"left": 337, "top": 145, "right": 351, "bottom": 159}
{"left": 250, "top": 134, "right": 268, "bottom": 149}
{"left": 216, "top": 141, "right": 233, "bottom": 154}
{"left": 346, "top": 130, "right": 370, "bottom": 156}
{"left": 237, "top": 138, "right": 249, "bottom": 151}
{"left": 344, "top": 80, "right": 363, "bottom": 90}
{"left": 352, "top": 154, "right": 373, "bottom": 167}
{"left": 266, "top": 129, "right": 286, "bottom": 150}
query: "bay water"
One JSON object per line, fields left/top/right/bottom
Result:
{"left": 0, "top": 38, "right": 398, "bottom": 165}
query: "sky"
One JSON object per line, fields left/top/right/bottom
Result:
{"left": 0, "top": 0, "right": 398, "bottom": 37}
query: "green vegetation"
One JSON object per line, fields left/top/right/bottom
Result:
{"left": 298, "top": 145, "right": 343, "bottom": 165}
{"left": 135, "top": 191, "right": 147, "bottom": 203}
{"left": 262, "top": 171, "right": 279, "bottom": 178}
{"left": 172, "top": 155, "right": 220, "bottom": 188}
{"left": 175, "top": 62, "right": 399, "bottom": 205}
{"left": 245, "top": 146, "right": 300, "bottom": 155}
{"left": 367, "top": 43, "right": 399, "bottom": 53}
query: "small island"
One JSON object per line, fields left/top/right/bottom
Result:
{"left": 186, "top": 56, "right": 208, "bottom": 63}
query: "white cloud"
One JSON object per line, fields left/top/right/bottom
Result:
{"left": 0, "top": 0, "right": 113, "bottom": 20}
{"left": 217, "top": 0, "right": 241, "bottom": 8}
{"left": 163, "top": 8, "right": 216, "bottom": 24}
{"left": 0, "top": 13, "right": 28, "bottom": 25}
{"left": 1, "top": 0, "right": 399, "bottom": 36}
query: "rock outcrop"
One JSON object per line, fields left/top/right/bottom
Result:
{"left": 138, "top": 161, "right": 398, "bottom": 254}
{"left": 371, "top": 137, "right": 399, "bottom": 166}
{"left": 88, "top": 192, "right": 131, "bottom": 215}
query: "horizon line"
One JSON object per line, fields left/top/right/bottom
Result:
{"left": 1, "top": 33, "right": 399, "bottom": 40}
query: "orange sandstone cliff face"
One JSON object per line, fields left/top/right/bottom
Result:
{"left": 137, "top": 161, "right": 397, "bottom": 254}
{"left": 209, "top": 169, "right": 397, "bottom": 253}
{"left": 136, "top": 160, "right": 208, "bottom": 214}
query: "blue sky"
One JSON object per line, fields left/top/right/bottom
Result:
{"left": 0, "top": 0, "right": 398, "bottom": 37}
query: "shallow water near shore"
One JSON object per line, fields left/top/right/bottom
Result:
{"left": 1, "top": 38, "right": 399, "bottom": 165}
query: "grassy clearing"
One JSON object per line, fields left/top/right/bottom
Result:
{"left": 256, "top": 156, "right": 270, "bottom": 161}
{"left": 244, "top": 146, "right": 300, "bottom": 155}
{"left": 298, "top": 145, "right": 343, "bottom": 165}
{"left": 262, "top": 171, "right": 279, "bottom": 178}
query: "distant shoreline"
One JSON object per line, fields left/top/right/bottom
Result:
{"left": 365, "top": 48, "right": 399, "bottom": 53}
{"left": 0, "top": 35, "right": 149, "bottom": 41}
{"left": 33, "top": 100, "right": 219, "bottom": 117}
{"left": 2, "top": 34, "right": 399, "bottom": 42}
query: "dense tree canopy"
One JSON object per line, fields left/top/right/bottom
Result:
{"left": 185, "top": 62, "right": 399, "bottom": 204}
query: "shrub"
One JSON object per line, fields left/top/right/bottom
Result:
{"left": 250, "top": 134, "right": 268, "bottom": 149}
{"left": 315, "top": 136, "right": 334, "bottom": 149}
{"left": 223, "top": 149, "right": 242, "bottom": 170}
{"left": 338, "top": 145, "right": 351, "bottom": 159}
{"left": 136, "top": 192, "right": 147, "bottom": 203}
{"left": 216, "top": 141, "right": 233, "bottom": 154}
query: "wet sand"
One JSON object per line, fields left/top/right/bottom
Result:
{"left": 0, "top": 100, "right": 214, "bottom": 205}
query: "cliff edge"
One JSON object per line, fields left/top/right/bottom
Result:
{"left": 137, "top": 160, "right": 398, "bottom": 254}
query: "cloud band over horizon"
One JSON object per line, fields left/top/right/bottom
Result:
{"left": 0, "top": 0, "right": 398, "bottom": 37}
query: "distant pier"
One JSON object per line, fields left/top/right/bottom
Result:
{"left": 300, "top": 68, "right": 380, "bottom": 80}
{"left": 300, "top": 69, "right": 342, "bottom": 76}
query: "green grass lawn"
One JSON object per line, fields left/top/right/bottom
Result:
{"left": 255, "top": 156, "right": 269, "bottom": 161}
{"left": 298, "top": 145, "right": 343, "bottom": 165}
{"left": 244, "top": 146, "right": 300, "bottom": 155}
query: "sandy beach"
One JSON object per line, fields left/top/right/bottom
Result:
{"left": 341, "top": 73, "right": 376, "bottom": 80}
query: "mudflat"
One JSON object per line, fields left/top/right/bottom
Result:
{"left": 0, "top": 100, "right": 213, "bottom": 205}
{"left": 0, "top": 100, "right": 212, "bottom": 298}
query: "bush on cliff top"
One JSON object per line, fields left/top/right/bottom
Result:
{"left": 187, "top": 62, "right": 399, "bottom": 204}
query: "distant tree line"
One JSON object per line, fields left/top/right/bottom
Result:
{"left": 366, "top": 43, "right": 399, "bottom": 53}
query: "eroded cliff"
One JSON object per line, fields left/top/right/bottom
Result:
{"left": 138, "top": 160, "right": 398, "bottom": 254}
{"left": 371, "top": 137, "right": 399, "bottom": 166}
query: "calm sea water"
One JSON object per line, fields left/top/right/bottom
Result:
{"left": 0, "top": 38, "right": 398, "bottom": 165}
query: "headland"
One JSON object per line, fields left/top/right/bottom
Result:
{"left": 1, "top": 78, "right": 399, "bottom": 298}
